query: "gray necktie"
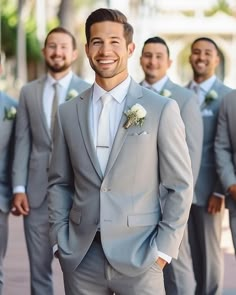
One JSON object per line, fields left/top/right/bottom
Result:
{"left": 96, "top": 93, "right": 112, "bottom": 175}
{"left": 51, "top": 82, "right": 59, "bottom": 136}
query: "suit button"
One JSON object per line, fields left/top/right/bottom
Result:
{"left": 102, "top": 188, "right": 108, "bottom": 192}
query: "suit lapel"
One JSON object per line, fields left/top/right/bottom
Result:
{"left": 105, "top": 79, "right": 143, "bottom": 176}
{"left": 35, "top": 77, "right": 51, "bottom": 142}
{"left": 77, "top": 87, "right": 103, "bottom": 179}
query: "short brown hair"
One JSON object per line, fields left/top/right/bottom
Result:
{"left": 44, "top": 27, "right": 77, "bottom": 50}
{"left": 85, "top": 8, "right": 133, "bottom": 45}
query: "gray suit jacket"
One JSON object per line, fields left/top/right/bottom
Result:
{"left": 48, "top": 79, "right": 193, "bottom": 276}
{"left": 215, "top": 90, "right": 236, "bottom": 211}
{"left": 12, "top": 74, "right": 90, "bottom": 208}
{"left": 0, "top": 92, "right": 18, "bottom": 212}
{"left": 141, "top": 78, "right": 203, "bottom": 198}
{"left": 187, "top": 78, "right": 232, "bottom": 206}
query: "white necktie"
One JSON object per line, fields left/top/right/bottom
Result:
{"left": 96, "top": 93, "right": 112, "bottom": 175}
{"left": 51, "top": 82, "right": 59, "bottom": 135}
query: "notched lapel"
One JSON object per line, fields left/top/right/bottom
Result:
{"left": 76, "top": 89, "right": 103, "bottom": 179}
{"left": 105, "top": 80, "right": 143, "bottom": 176}
{"left": 36, "top": 78, "right": 51, "bottom": 142}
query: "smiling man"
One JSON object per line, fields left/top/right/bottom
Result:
{"left": 11, "top": 27, "right": 90, "bottom": 295}
{"left": 187, "top": 37, "right": 232, "bottom": 295}
{"left": 47, "top": 8, "right": 193, "bottom": 295}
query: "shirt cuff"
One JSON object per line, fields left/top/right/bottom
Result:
{"left": 158, "top": 251, "right": 172, "bottom": 263}
{"left": 13, "top": 186, "right": 25, "bottom": 194}
{"left": 53, "top": 244, "right": 58, "bottom": 255}
{"left": 213, "top": 192, "right": 224, "bottom": 198}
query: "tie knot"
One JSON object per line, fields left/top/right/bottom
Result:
{"left": 101, "top": 93, "right": 112, "bottom": 106}
{"left": 53, "top": 82, "right": 60, "bottom": 91}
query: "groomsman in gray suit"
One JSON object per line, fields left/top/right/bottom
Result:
{"left": 11, "top": 27, "right": 90, "bottom": 295}
{"left": 215, "top": 90, "right": 236, "bottom": 255}
{"left": 187, "top": 37, "right": 232, "bottom": 295}
{"left": 48, "top": 8, "right": 193, "bottom": 295}
{"left": 0, "top": 58, "right": 17, "bottom": 295}
{"left": 140, "top": 36, "right": 203, "bottom": 295}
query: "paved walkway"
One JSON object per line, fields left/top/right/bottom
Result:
{"left": 2, "top": 210, "right": 236, "bottom": 295}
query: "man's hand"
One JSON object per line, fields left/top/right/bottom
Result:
{"left": 11, "top": 193, "right": 30, "bottom": 216}
{"left": 227, "top": 185, "right": 236, "bottom": 202}
{"left": 207, "top": 195, "right": 224, "bottom": 214}
{"left": 156, "top": 257, "right": 167, "bottom": 270}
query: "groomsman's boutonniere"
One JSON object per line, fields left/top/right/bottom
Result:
{"left": 4, "top": 106, "right": 17, "bottom": 120}
{"left": 205, "top": 90, "right": 218, "bottom": 105}
{"left": 124, "top": 103, "right": 147, "bottom": 129}
{"left": 66, "top": 89, "right": 79, "bottom": 101}
{"left": 160, "top": 89, "right": 172, "bottom": 98}
{"left": 201, "top": 89, "right": 218, "bottom": 109}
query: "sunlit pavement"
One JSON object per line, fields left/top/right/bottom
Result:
{"left": 3, "top": 210, "right": 236, "bottom": 295}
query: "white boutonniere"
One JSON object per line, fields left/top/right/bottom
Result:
{"left": 160, "top": 89, "right": 172, "bottom": 98}
{"left": 201, "top": 89, "right": 218, "bottom": 109}
{"left": 205, "top": 90, "right": 218, "bottom": 104}
{"left": 66, "top": 89, "right": 79, "bottom": 101}
{"left": 124, "top": 103, "right": 147, "bottom": 129}
{"left": 4, "top": 106, "right": 17, "bottom": 120}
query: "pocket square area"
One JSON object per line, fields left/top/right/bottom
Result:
{"left": 201, "top": 109, "right": 214, "bottom": 116}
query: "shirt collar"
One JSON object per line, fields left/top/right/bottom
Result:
{"left": 190, "top": 75, "right": 216, "bottom": 93}
{"left": 47, "top": 71, "right": 73, "bottom": 88}
{"left": 93, "top": 76, "right": 131, "bottom": 104}
{"left": 143, "top": 75, "right": 168, "bottom": 92}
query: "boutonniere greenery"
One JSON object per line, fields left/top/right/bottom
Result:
{"left": 160, "top": 89, "right": 172, "bottom": 98}
{"left": 4, "top": 106, "right": 17, "bottom": 120}
{"left": 201, "top": 89, "right": 218, "bottom": 109}
{"left": 204, "top": 90, "right": 218, "bottom": 104}
{"left": 124, "top": 103, "right": 147, "bottom": 129}
{"left": 66, "top": 89, "right": 79, "bottom": 101}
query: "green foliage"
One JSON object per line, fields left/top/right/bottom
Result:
{"left": 205, "top": 0, "right": 232, "bottom": 16}
{"left": 1, "top": 0, "right": 42, "bottom": 61}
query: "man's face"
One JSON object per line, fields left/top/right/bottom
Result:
{"left": 85, "top": 21, "right": 135, "bottom": 85}
{"left": 140, "top": 43, "right": 172, "bottom": 84}
{"left": 189, "top": 40, "right": 220, "bottom": 81}
{"left": 43, "top": 32, "right": 78, "bottom": 74}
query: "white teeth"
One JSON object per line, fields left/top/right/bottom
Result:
{"left": 99, "top": 60, "right": 114, "bottom": 64}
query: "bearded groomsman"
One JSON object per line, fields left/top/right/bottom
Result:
{"left": 11, "top": 27, "right": 90, "bottom": 295}
{"left": 0, "top": 57, "right": 18, "bottom": 294}
{"left": 140, "top": 36, "right": 203, "bottom": 295}
{"left": 187, "top": 37, "right": 232, "bottom": 295}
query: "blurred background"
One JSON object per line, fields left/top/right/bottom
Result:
{"left": 1, "top": 0, "right": 236, "bottom": 96}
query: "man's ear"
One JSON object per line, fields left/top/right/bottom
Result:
{"left": 128, "top": 42, "right": 135, "bottom": 57}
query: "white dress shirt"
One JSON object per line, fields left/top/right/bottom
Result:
{"left": 13, "top": 71, "right": 73, "bottom": 194}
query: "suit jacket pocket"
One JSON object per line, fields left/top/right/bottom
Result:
{"left": 126, "top": 133, "right": 151, "bottom": 144}
{"left": 69, "top": 208, "right": 82, "bottom": 225}
{"left": 127, "top": 210, "right": 160, "bottom": 227}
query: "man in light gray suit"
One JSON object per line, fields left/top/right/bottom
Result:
{"left": 0, "top": 58, "right": 17, "bottom": 295}
{"left": 187, "top": 37, "right": 232, "bottom": 295}
{"left": 48, "top": 8, "right": 193, "bottom": 295}
{"left": 140, "top": 36, "right": 203, "bottom": 295}
{"left": 11, "top": 27, "right": 90, "bottom": 295}
{"left": 215, "top": 90, "right": 236, "bottom": 256}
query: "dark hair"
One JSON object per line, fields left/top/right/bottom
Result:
{"left": 44, "top": 27, "right": 77, "bottom": 50}
{"left": 85, "top": 8, "right": 133, "bottom": 45}
{"left": 142, "top": 36, "right": 170, "bottom": 57}
{"left": 191, "top": 37, "right": 219, "bottom": 55}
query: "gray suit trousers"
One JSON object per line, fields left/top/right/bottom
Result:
{"left": 0, "top": 211, "right": 8, "bottom": 295}
{"left": 164, "top": 227, "right": 196, "bottom": 295}
{"left": 23, "top": 199, "right": 54, "bottom": 295}
{"left": 188, "top": 204, "right": 224, "bottom": 295}
{"left": 63, "top": 239, "right": 165, "bottom": 295}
